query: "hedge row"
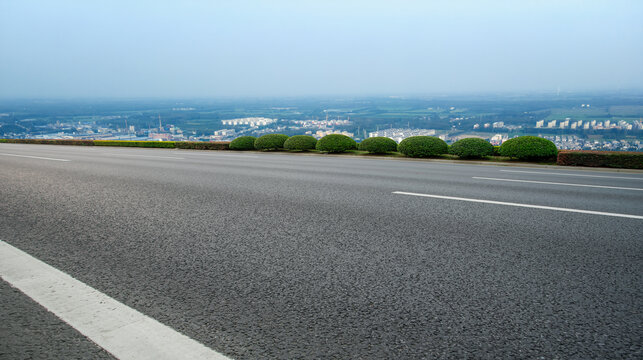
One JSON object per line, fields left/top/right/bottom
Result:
{"left": 94, "top": 140, "right": 176, "bottom": 148}
{"left": 557, "top": 150, "right": 643, "bottom": 169}
{"left": 228, "top": 134, "right": 321, "bottom": 152}
{"left": 175, "top": 141, "right": 230, "bottom": 150}
{"left": 0, "top": 138, "right": 230, "bottom": 150}
{"left": 6, "top": 136, "right": 639, "bottom": 169}
{"left": 0, "top": 138, "right": 94, "bottom": 146}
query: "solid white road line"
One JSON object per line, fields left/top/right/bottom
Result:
{"left": 500, "top": 169, "right": 643, "bottom": 180}
{"left": 0, "top": 240, "right": 231, "bottom": 360}
{"left": 473, "top": 176, "right": 643, "bottom": 191}
{"left": 106, "top": 153, "right": 184, "bottom": 160}
{"left": 392, "top": 191, "right": 643, "bottom": 220}
{"left": 0, "top": 153, "right": 70, "bottom": 162}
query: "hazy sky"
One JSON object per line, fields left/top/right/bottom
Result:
{"left": 1, "top": 0, "right": 642, "bottom": 98}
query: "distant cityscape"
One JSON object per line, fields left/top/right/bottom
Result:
{"left": 1, "top": 96, "right": 641, "bottom": 152}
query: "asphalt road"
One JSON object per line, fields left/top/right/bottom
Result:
{"left": 1, "top": 143, "right": 642, "bottom": 359}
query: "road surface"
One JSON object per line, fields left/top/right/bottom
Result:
{"left": 1, "top": 143, "right": 641, "bottom": 359}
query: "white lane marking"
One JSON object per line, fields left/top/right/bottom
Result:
{"left": 0, "top": 153, "right": 70, "bottom": 162}
{"left": 473, "top": 176, "right": 643, "bottom": 191}
{"left": 500, "top": 169, "right": 643, "bottom": 181}
{"left": 0, "top": 240, "right": 231, "bottom": 360}
{"left": 392, "top": 191, "right": 643, "bottom": 220}
{"left": 106, "top": 153, "right": 184, "bottom": 160}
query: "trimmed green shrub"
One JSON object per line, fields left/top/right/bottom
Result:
{"left": 316, "top": 134, "right": 357, "bottom": 153}
{"left": 449, "top": 138, "right": 494, "bottom": 159}
{"left": 398, "top": 136, "right": 448, "bottom": 158}
{"left": 492, "top": 146, "right": 501, "bottom": 156}
{"left": 359, "top": 137, "right": 398, "bottom": 154}
{"left": 283, "top": 135, "right": 317, "bottom": 151}
{"left": 254, "top": 134, "right": 289, "bottom": 151}
{"left": 557, "top": 150, "right": 643, "bottom": 169}
{"left": 229, "top": 136, "right": 257, "bottom": 150}
{"left": 499, "top": 136, "right": 557, "bottom": 160}
{"left": 0, "top": 138, "right": 94, "bottom": 146}
{"left": 94, "top": 140, "right": 176, "bottom": 148}
{"left": 175, "top": 141, "right": 229, "bottom": 150}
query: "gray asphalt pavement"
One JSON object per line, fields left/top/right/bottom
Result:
{"left": 0, "top": 281, "right": 115, "bottom": 360}
{"left": 1, "top": 143, "right": 642, "bottom": 359}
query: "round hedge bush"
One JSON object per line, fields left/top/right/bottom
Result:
{"left": 499, "top": 136, "right": 558, "bottom": 160}
{"left": 449, "top": 138, "right": 494, "bottom": 159}
{"left": 358, "top": 137, "right": 398, "bottom": 154}
{"left": 229, "top": 136, "right": 257, "bottom": 150}
{"left": 398, "top": 136, "right": 448, "bottom": 158}
{"left": 283, "top": 135, "right": 317, "bottom": 151}
{"left": 254, "top": 134, "right": 289, "bottom": 151}
{"left": 316, "top": 134, "right": 357, "bottom": 153}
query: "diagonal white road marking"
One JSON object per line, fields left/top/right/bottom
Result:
{"left": 0, "top": 240, "right": 231, "bottom": 360}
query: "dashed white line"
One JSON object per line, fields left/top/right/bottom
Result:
{"left": 473, "top": 176, "right": 643, "bottom": 191}
{"left": 0, "top": 153, "right": 70, "bottom": 162}
{"left": 392, "top": 191, "right": 643, "bottom": 219}
{"left": 0, "top": 240, "right": 231, "bottom": 360}
{"left": 500, "top": 169, "right": 643, "bottom": 181}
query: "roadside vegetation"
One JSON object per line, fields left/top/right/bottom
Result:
{"left": 315, "top": 134, "right": 357, "bottom": 153}
{"left": 283, "top": 135, "right": 317, "bottom": 151}
{"left": 229, "top": 136, "right": 255, "bottom": 150}
{"left": 1, "top": 136, "right": 640, "bottom": 169}
{"left": 449, "top": 138, "right": 494, "bottom": 159}
{"left": 499, "top": 136, "right": 558, "bottom": 160}
{"left": 398, "top": 136, "right": 448, "bottom": 157}
{"left": 359, "top": 137, "right": 398, "bottom": 154}
{"left": 254, "top": 134, "right": 289, "bottom": 151}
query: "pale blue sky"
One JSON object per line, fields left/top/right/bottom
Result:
{"left": 1, "top": 0, "right": 641, "bottom": 98}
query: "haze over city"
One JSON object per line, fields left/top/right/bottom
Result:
{"left": 1, "top": 0, "right": 642, "bottom": 98}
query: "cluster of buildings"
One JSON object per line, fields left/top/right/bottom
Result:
{"left": 368, "top": 128, "right": 436, "bottom": 143}
{"left": 535, "top": 118, "right": 640, "bottom": 130}
{"left": 3, "top": 111, "right": 641, "bottom": 152}
{"left": 542, "top": 135, "right": 641, "bottom": 151}
{"left": 220, "top": 117, "right": 276, "bottom": 127}
{"left": 473, "top": 122, "right": 507, "bottom": 129}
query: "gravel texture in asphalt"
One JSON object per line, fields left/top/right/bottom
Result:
{"left": 0, "top": 281, "right": 115, "bottom": 360}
